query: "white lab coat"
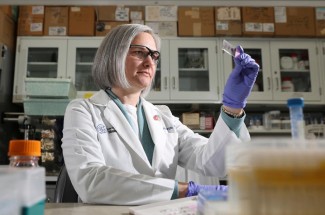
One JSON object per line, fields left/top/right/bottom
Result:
{"left": 62, "top": 90, "right": 250, "bottom": 205}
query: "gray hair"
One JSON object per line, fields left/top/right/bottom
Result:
{"left": 92, "top": 24, "right": 161, "bottom": 97}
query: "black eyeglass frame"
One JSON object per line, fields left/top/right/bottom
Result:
{"left": 129, "top": 44, "right": 160, "bottom": 64}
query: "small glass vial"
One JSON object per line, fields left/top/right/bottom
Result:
{"left": 8, "top": 140, "right": 41, "bottom": 167}
{"left": 287, "top": 98, "right": 305, "bottom": 140}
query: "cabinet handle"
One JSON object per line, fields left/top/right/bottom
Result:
{"left": 172, "top": 77, "right": 175, "bottom": 89}
{"left": 267, "top": 77, "right": 271, "bottom": 90}
{"left": 276, "top": 77, "right": 279, "bottom": 90}
{"left": 164, "top": 77, "right": 168, "bottom": 90}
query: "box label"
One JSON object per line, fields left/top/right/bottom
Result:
{"left": 131, "top": 11, "right": 142, "bottom": 20}
{"left": 275, "top": 6, "right": 287, "bottom": 23}
{"left": 30, "top": 23, "right": 43, "bottom": 32}
{"left": 217, "top": 7, "right": 241, "bottom": 20}
{"left": 32, "top": 6, "right": 44, "bottom": 15}
{"left": 245, "top": 23, "right": 263, "bottom": 32}
{"left": 145, "top": 6, "right": 177, "bottom": 21}
{"left": 316, "top": 8, "right": 325, "bottom": 20}
{"left": 115, "top": 7, "right": 129, "bottom": 21}
{"left": 48, "top": 26, "right": 66, "bottom": 36}
{"left": 216, "top": 21, "right": 229, "bottom": 30}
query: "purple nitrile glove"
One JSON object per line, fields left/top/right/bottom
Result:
{"left": 185, "top": 181, "right": 228, "bottom": 197}
{"left": 222, "top": 45, "right": 260, "bottom": 109}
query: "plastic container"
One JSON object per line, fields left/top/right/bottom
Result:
{"left": 23, "top": 98, "right": 70, "bottom": 116}
{"left": 25, "top": 78, "right": 76, "bottom": 99}
{"left": 226, "top": 138, "right": 325, "bottom": 215}
{"left": 287, "top": 98, "right": 305, "bottom": 140}
{"left": 8, "top": 140, "right": 41, "bottom": 167}
{"left": 7, "top": 140, "right": 45, "bottom": 215}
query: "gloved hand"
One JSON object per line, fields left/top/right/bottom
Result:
{"left": 186, "top": 181, "right": 228, "bottom": 197}
{"left": 222, "top": 45, "right": 260, "bottom": 109}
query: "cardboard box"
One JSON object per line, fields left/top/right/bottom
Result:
{"left": 242, "top": 7, "right": 275, "bottom": 36}
{"left": 68, "top": 6, "right": 95, "bottom": 36}
{"left": 178, "top": 7, "right": 215, "bottom": 37}
{"left": 95, "top": 21, "right": 129, "bottom": 36}
{"left": 316, "top": 7, "right": 325, "bottom": 37}
{"left": 145, "top": 5, "right": 177, "bottom": 21}
{"left": 275, "top": 7, "right": 315, "bottom": 37}
{"left": 215, "top": 7, "right": 242, "bottom": 36}
{"left": 44, "top": 6, "right": 68, "bottom": 36}
{"left": 0, "top": 9, "right": 15, "bottom": 50}
{"left": 97, "top": 6, "right": 130, "bottom": 21}
{"left": 17, "top": 16, "right": 43, "bottom": 36}
{"left": 0, "top": 5, "right": 13, "bottom": 17}
{"left": 19, "top": 5, "right": 44, "bottom": 18}
{"left": 145, "top": 21, "right": 177, "bottom": 37}
{"left": 182, "top": 112, "right": 200, "bottom": 129}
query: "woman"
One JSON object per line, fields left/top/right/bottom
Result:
{"left": 62, "top": 24, "right": 259, "bottom": 205}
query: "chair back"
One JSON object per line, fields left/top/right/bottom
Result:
{"left": 54, "top": 164, "right": 79, "bottom": 203}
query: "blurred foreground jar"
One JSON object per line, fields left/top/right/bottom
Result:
{"left": 8, "top": 140, "right": 41, "bottom": 167}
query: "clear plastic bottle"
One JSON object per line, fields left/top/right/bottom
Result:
{"left": 8, "top": 140, "right": 41, "bottom": 167}
{"left": 287, "top": 98, "right": 305, "bottom": 140}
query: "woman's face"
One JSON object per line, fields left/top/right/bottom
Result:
{"left": 125, "top": 32, "right": 158, "bottom": 93}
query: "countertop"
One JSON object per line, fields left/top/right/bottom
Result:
{"left": 45, "top": 203, "right": 130, "bottom": 215}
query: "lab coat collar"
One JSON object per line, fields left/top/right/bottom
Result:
{"left": 88, "top": 89, "right": 111, "bottom": 106}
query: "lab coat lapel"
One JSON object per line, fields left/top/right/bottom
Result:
{"left": 142, "top": 101, "right": 167, "bottom": 170}
{"left": 103, "top": 100, "right": 151, "bottom": 167}
{"left": 90, "top": 90, "right": 154, "bottom": 168}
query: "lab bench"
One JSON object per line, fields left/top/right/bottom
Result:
{"left": 45, "top": 203, "right": 129, "bottom": 215}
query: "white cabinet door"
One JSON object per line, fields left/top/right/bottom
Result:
{"left": 270, "top": 41, "right": 321, "bottom": 101}
{"left": 66, "top": 37, "right": 102, "bottom": 98}
{"left": 146, "top": 39, "right": 170, "bottom": 101}
{"left": 222, "top": 40, "right": 272, "bottom": 101}
{"left": 169, "top": 39, "right": 219, "bottom": 102}
{"left": 13, "top": 37, "right": 67, "bottom": 103}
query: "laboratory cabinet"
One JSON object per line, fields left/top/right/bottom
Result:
{"left": 13, "top": 36, "right": 101, "bottom": 103}
{"left": 13, "top": 37, "right": 68, "bottom": 102}
{"left": 13, "top": 37, "right": 324, "bottom": 104}
{"left": 222, "top": 39, "right": 322, "bottom": 104}
{"left": 146, "top": 39, "right": 220, "bottom": 103}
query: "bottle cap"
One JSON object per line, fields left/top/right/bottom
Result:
{"left": 287, "top": 97, "right": 304, "bottom": 107}
{"left": 8, "top": 140, "right": 41, "bottom": 156}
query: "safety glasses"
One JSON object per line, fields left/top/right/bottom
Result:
{"left": 129, "top": 44, "right": 160, "bottom": 64}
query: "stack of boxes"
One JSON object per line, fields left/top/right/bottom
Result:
{"left": 242, "top": 7, "right": 275, "bottom": 37}
{"left": 95, "top": 6, "right": 131, "bottom": 36}
{"left": 215, "top": 7, "right": 242, "bottom": 36}
{"left": 18, "top": 5, "right": 44, "bottom": 36}
{"left": 145, "top": 5, "right": 178, "bottom": 37}
{"left": 68, "top": 6, "right": 95, "bottom": 36}
{"left": 44, "top": 6, "right": 69, "bottom": 36}
{"left": 178, "top": 7, "right": 215, "bottom": 37}
{"left": 14, "top": 5, "right": 325, "bottom": 38}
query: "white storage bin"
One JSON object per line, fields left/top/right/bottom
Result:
{"left": 25, "top": 78, "right": 76, "bottom": 99}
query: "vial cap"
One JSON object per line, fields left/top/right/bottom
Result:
{"left": 8, "top": 140, "right": 41, "bottom": 156}
{"left": 287, "top": 97, "right": 304, "bottom": 107}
